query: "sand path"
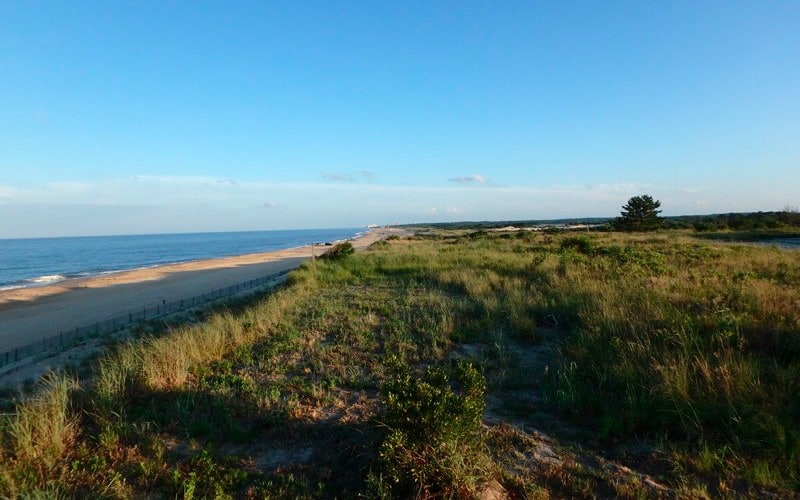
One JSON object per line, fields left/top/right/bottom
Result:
{"left": 0, "top": 229, "right": 395, "bottom": 353}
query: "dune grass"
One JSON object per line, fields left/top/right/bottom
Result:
{"left": 1, "top": 230, "right": 798, "bottom": 497}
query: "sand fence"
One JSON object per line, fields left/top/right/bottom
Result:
{"left": 0, "top": 270, "right": 290, "bottom": 371}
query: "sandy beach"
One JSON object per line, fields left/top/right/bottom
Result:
{"left": 0, "top": 229, "right": 396, "bottom": 354}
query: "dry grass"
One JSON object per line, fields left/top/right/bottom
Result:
{"left": 0, "top": 373, "right": 78, "bottom": 496}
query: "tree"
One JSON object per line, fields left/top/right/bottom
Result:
{"left": 615, "top": 194, "right": 662, "bottom": 231}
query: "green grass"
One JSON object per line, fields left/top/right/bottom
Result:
{"left": 1, "top": 229, "right": 799, "bottom": 497}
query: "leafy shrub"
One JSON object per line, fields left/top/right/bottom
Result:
{"left": 369, "top": 240, "right": 390, "bottom": 250}
{"left": 560, "top": 235, "right": 596, "bottom": 255}
{"left": 320, "top": 241, "right": 355, "bottom": 261}
{"left": 378, "top": 359, "right": 490, "bottom": 497}
{"left": 467, "top": 230, "right": 490, "bottom": 240}
{"left": 166, "top": 450, "right": 250, "bottom": 499}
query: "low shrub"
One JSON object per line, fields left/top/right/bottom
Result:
{"left": 559, "top": 235, "right": 596, "bottom": 255}
{"left": 378, "top": 359, "right": 490, "bottom": 497}
{"left": 319, "top": 241, "right": 355, "bottom": 260}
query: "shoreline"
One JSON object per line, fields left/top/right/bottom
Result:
{"left": 0, "top": 229, "right": 397, "bottom": 354}
{"left": 0, "top": 229, "right": 368, "bottom": 293}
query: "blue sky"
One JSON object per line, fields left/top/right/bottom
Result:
{"left": 1, "top": 1, "right": 798, "bottom": 237}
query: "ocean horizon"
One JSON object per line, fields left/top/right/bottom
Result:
{"left": 0, "top": 228, "right": 363, "bottom": 291}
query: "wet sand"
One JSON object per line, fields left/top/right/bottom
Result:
{"left": 0, "top": 229, "right": 395, "bottom": 353}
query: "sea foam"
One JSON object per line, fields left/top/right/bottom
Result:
{"left": 26, "top": 274, "right": 67, "bottom": 285}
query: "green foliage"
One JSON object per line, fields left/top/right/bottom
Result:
{"left": 166, "top": 450, "right": 250, "bottom": 499}
{"left": 378, "top": 359, "right": 490, "bottom": 497}
{"left": 560, "top": 235, "right": 596, "bottom": 255}
{"left": 668, "top": 210, "right": 800, "bottom": 232}
{"left": 319, "top": 241, "right": 355, "bottom": 260}
{"left": 615, "top": 194, "right": 663, "bottom": 231}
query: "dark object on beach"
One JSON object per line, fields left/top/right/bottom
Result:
{"left": 319, "top": 241, "right": 354, "bottom": 260}
{"left": 325, "top": 242, "right": 333, "bottom": 246}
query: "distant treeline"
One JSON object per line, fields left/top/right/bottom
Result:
{"left": 664, "top": 210, "right": 800, "bottom": 231}
{"left": 403, "top": 217, "right": 611, "bottom": 231}
{"left": 406, "top": 211, "right": 800, "bottom": 233}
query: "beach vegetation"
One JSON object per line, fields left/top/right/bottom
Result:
{"left": 376, "top": 359, "right": 490, "bottom": 497}
{"left": 318, "top": 241, "right": 354, "bottom": 260}
{"left": 1, "top": 228, "right": 799, "bottom": 496}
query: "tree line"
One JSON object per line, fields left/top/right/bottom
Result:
{"left": 614, "top": 195, "right": 800, "bottom": 232}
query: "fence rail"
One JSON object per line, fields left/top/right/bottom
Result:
{"left": 0, "top": 269, "right": 291, "bottom": 370}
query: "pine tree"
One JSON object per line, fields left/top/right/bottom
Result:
{"left": 615, "top": 195, "right": 662, "bottom": 231}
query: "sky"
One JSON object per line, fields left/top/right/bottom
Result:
{"left": 1, "top": 1, "right": 798, "bottom": 237}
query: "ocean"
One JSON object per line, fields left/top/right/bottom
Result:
{"left": 0, "top": 228, "right": 363, "bottom": 291}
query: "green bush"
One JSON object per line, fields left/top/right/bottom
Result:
{"left": 560, "top": 235, "right": 596, "bottom": 255}
{"left": 319, "top": 241, "right": 355, "bottom": 260}
{"left": 378, "top": 359, "right": 489, "bottom": 497}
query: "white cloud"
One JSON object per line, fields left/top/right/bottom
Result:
{"left": 448, "top": 174, "right": 487, "bottom": 185}
{"left": 583, "top": 183, "right": 646, "bottom": 194}
{"left": 0, "top": 185, "right": 20, "bottom": 200}
{"left": 321, "top": 172, "right": 353, "bottom": 182}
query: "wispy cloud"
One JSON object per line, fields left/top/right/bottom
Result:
{"left": 359, "top": 170, "right": 375, "bottom": 180}
{"left": 0, "top": 175, "right": 788, "bottom": 238}
{"left": 0, "top": 185, "right": 19, "bottom": 200}
{"left": 448, "top": 175, "right": 487, "bottom": 185}
{"left": 429, "top": 206, "right": 460, "bottom": 216}
{"left": 583, "top": 182, "right": 646, "bottom": 194}
{"left": 321, "top": 172, "right": 353, "bottom": 182}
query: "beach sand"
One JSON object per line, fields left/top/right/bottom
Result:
{"left": 0, "top": 228, "right": 397, "bottom": 354}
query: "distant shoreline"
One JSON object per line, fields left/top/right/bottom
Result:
{"left": 0, "top": 227, "right": 365, "bottom": 291}
{"left": 0, "top": 228, "right": 397, "bottom": 355}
